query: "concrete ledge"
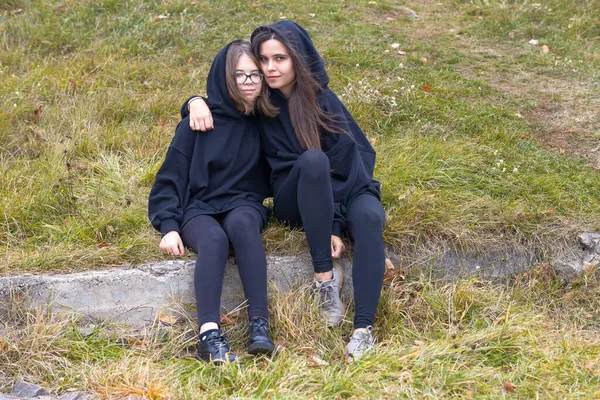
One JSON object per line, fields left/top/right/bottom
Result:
{"left": 1, "top": 234, "right": 597, "bottom": 325}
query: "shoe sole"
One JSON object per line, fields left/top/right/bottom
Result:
{"left": 196, "top": 353, "right": 237, "bottom": 364}
{"left": 247, "top": 341, "right": 275, "bottom": 355}
{"left": 327, "top": 262, "right": 345, "bottom": 327}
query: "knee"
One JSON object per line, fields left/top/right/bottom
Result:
{"left": 297, "top": 150, "right": 330, "bottom": 179}
{"left": 196, "top": 224, "right": 229, "bottom": 250}
{"left": 225, "top": 209, "right": 261, "bottom": 241}
{"left": 351, "top": 207, "right": 385, "bottom": 231}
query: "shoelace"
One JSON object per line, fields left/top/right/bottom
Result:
{"left": 351, "top": 328, "right": 374, "bottom": 352}
{"left": 206, "top": 333, "right": 229, "bottom": 351}
{"left": 314, "top": 283, "right": 335, "bottom": 305}
{"left": 250, "top": 318, "right": 270, "bottom": 335}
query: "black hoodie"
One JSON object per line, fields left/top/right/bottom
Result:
{"left": 149, "top": 41, "right": 270, "bottom": 236}
{"left": 181, "top": 22, "right": 380, "bottom": 237}
{"left": 250, "top": 21, "right": 381, "bottom": 237}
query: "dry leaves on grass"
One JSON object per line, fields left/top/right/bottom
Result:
{"left": 503, "top": 381, "right": 515, "bottom": 393}
{"left": 308, "top": 354, "right": 329, "bottom": 367}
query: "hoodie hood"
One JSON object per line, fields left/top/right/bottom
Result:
{"left": 251, "top": 20, "right": 329, "bottom": 88}
{"left": 206, "top": 41, "right": 245, "bottom": 119}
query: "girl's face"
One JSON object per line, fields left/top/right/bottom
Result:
{"left": 258, "top": 39, "right": 296, "bottom": 96}
{"left": 236, "top": 53, "right": 263, "bottom": 102}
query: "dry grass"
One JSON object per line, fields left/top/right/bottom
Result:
{"left": 1, "top": 266, "right": 600, "bottom": 398}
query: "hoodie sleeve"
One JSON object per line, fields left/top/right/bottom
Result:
{"left": 320, "top": 89, "right": 377, "bottom": 175}
{"left": 180, "top": 95, "right": 208, "bottom": 119}
{"left": 148, "top": 120, "right": 195, "bottom": 236}
{"left": 319, "top": 89, "right": 381, "bottom": 238}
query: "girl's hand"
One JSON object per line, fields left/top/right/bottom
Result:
{"left": 160, "top": 231, "right": 185, "bottom": 256}
{"left": 188, "top": 97, "right": 213, "bottom": 131}
{"left": 331, "top": 235, "right": 345, "bottom": 259}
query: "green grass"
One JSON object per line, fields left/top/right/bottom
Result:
{"left": 1, "top": 0, "right": 600, "bottom": 273}
{"left": 2, "top": 266, "right": 599, "bottom": 398}
{"left": 1, "top": 1, "right": 600, "bottom": 395}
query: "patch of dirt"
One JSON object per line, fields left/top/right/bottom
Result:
{"left": 396, "top": 1, "right": 600, "bottom": 169}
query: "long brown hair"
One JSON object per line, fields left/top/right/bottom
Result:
{"left": 225, "top": 40, "right": 277, "bottom": 117}
{"left": 251, "top": 31, "right": 344, "bottom": 150}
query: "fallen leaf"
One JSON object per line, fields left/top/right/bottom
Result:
{"left": 369, "top": 138, "right": 377, "bottom": 146}
{"left": 152, "top": 15, "right": 169, "bottom": 21}
{"left": 514, "top": 113, "right": 523, "bottom": 118}
{"left": 414, "top": 340, "right": 425, "bottom": 346}
{"left": 391, "top": 43, "right": 400, "bottom": 49}
{"left": 11, "top": 8, "right": 23, "bottom": 14}
{"left": 386, "top": 17, "right": 395, "bottom": 21}
{"left": 422, "top": 85, "right": 431, "bottom": 92}
{"left": 563, "top": 291, "right": 574, "bottom": 302}
{"left": 309, "top": 13, "right": 316, "bottom": 17}
{"left": 520, "top": 135, "right": 529, "bottom": 140}
{"left": 503, "top": 381, "right": 515, "bottom": 393}
{"left": 528, "top": 39, "right": 539, "bottom": 45}
{"left": 398, "top": 370, "right": 413, "bottom": 382}
{"left": 33, "top": 104, "right": 43, "bottom": 124}
{"left": 157, "top": 313, "right": 177, "bottom": 326}
{"left": 385, "top": 258, "right": 394, "bottom": 270}
{"left": 98, "top": 241, "right": 110, "bottom": 248}
{"left": 368, "top": 1, "right": 378, "bottom": 4}
{"left": 421, "top": 57, "right": 428, "bottom": 63}
{"left": 130, "top": 338, "right": 149, "bottom": 351}
{"left": 542, "top": 45, "right": 550, "bottom": 54}
{"left": 397, "top": 50, "right": 406, "bottom": 55}
{"left": 559, "top": 148, "right": 566, "bottom": 154}
{"left": 0, "top": 338, "right": 7, "bottom": 351}
{"left": 585, "top": 360, "right": 595, "bottom": 372}
{"left": 190, "top": 1, "right": 198, "bottom": 4}
{"left": 107, "top": 225, "right": 115, "bottom": 233}
{"left": 308, "top": 354, "right": 329, "bottom": 367}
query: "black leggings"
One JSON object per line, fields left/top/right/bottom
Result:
{"left": 180, "top": 206, "right": 268, "bottom": 327}
{"left": 273, "top": 150, "right": 386, "bottom": 328}
{"left": 274, "top": 150, "right": 334, "bottom": 273}
{"left": 345, "top": 193, "right": 386, "bottom": 329}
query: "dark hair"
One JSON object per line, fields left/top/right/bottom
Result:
{"left": 226, "top": 40, "right": 277, "bottom": 117}
{"left": 251, "top": 30, "right": 343, "bottom": 150}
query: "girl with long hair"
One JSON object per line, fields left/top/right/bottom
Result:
{"left": 182, "top": 21, "right": 385, "bottom": 361}
{"left": 149, "top": 40, "right": 277, "bottom": 364}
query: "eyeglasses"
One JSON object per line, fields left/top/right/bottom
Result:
{"left": 235, "top": 72, "right": 263, "bottom": 84}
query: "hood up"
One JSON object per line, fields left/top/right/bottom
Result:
{"left": 206, "top": 40, "right": 245, "bottom": 119}
{"left": 251, "top": 20, "right": 329, "bottom": 89}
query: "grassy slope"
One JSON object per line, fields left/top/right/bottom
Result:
{"left": 1, "top": 0, "right": 599, "bottom": 274}
{"left": 1, "top": 0, "right": 600, "bottom": 398}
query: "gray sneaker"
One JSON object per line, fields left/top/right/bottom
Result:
{"left": 346, "top": 326, "right": 374, "bottom": 362}
{"left": 313, "top": 262, "right": 344, "bottom": 326}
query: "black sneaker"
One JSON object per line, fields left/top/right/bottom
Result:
{"left": 247, "top": 317, "right": 275, "bottom": 355}
{"left": 197, "top": 329, "right": 237, "bottom": 364}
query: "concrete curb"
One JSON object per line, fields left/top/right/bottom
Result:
{"left": 1, "top": 234, "right": 598, "bottom": 326}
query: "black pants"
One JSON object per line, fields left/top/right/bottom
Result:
{"left": 274, "top": 150, "right": 386, "bottom": 328}
{"left": 345, "top": 193, "right": 386, "bottom": 329}
{"left": 180, "top": 206, "right": 269, "bottom": 327}
{"left": 274, "top": 150, "right": 335, "bottom": 273}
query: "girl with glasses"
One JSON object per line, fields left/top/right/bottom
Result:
{"left": 148, "top": 40, "right": 277, "bottom": 364}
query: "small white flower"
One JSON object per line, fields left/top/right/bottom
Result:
{"left": 411, "top": 85, "right": 415, "bottom": 89}
{"left": 13, "top": 103, "right": 17, "bottom": 107}
{"left": 356, "top": 63, "right": 360, "bottom": 67}
{"left": 391, "top": 43, "right": 400, "bottom": 49}
{"left": 513, "top": 167, "right": 518, "bottom": 173}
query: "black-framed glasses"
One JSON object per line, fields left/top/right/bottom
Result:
{"left": 236, "top": 72, "right": 263, "bottom": 84}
